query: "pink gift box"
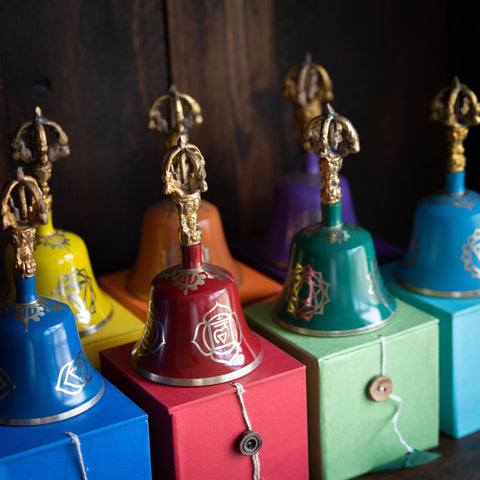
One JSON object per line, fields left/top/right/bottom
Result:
{"left": 100, "top": 336, "right": 308, "bottom": 479}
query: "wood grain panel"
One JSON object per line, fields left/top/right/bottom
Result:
{"left": 0, "top": 0, "right": 169, "bottom": 275}
{"left": 166, "top": 0, "right": 282, "bottom": 241}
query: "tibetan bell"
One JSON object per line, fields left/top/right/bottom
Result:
{"left": 259, "top": 54, "right": 357, "bottom": 268}
{"left": 131, "top": 137, "right": 263, "bottom": 386}
{"left": 0, "top": 168, "right": 104, "bottom": 425}
{"left": 396, "top": 78, "right": 480, "bottom": 297}
{"left": 3, "top": 107, "right": 113, "bottom": 336}
{"left": 127, "top": 86, "right": 242, "bottom": 300}
{"left": 273, "top": 105, "right": 396, "bottom": 336}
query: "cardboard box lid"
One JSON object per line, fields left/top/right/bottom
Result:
{"left": 245, "top": 298, "right": 438, "bottom": 362}
{"left": 0, "top": 380, "right": 147, "bottom": 461}
{"left": 100, "top": 335, "right": 305, "bottom": 413}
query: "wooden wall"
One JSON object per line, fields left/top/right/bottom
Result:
{"left": 0, "top": 1, "right": 478, "bottom": 277}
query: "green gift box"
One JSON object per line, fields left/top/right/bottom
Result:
{"left": 244, "top": 299, "right": 439, "bottom": 480}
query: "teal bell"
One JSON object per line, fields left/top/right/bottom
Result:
{"left": 0, "top": 169, "right": 104, "bottom": 425}
{"left": 273, "top": 105, "right": 396, "bottom": 336}
{"left": 396, "top": 77, "right": 480, "bottom": 298}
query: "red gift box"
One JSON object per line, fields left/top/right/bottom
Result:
{"left": 100, "top": 336, "right": 308, "bottom": 479}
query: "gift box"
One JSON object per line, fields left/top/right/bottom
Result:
{"left": 98, "top": 262, "right": 282, "bottom": 321}
{"left": 0, "top": 380, "right": 151, "bottom": 479}
{"left": 80, "top": 294, "right": 146, "bottom": 369}
{"left": 244, "top": 299, "right": 439, "bottom": 480}
{"left": 100, "top": 336, "right": 309, "bottom": 480}
{"left": 382, "top": 260, "right": 480, "bottom": 438}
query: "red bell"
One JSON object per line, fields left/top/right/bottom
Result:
{"left": 127, "top": 86, "right": 242, "bottom": 300}
{"left": 131, "top": 137, "right": 263, "bottom": 386}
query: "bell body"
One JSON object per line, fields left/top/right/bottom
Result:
{"left": 274, "top": 203, "right": 396, "bottom": 336}
{"left": 3, "top": 211, "right": 113, "bottom": 336}
{"left": 127, "top": 199, "right": 243, "bottom": 301}
{"left": 0, "top": 276, "right": 104, "bottom": 425}
{"left": 396, "top": 171, "right": 480, "bottom": 297}
{"left": 260, "top": 151, "right": 357, "bottom": 267}
{"left": 132, "top": 244, "right": 263, "bottom": 386}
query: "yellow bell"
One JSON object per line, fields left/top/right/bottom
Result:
{"left": 2, "top": 107, "right": 112, "bottom": 336}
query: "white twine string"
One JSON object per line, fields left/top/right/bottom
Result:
{"left": 65, "top": 431, "right": 88, "bottom": 480}
{"left": 377, "top": 335, "right": 414, "bottom": 454}
{"left": 232, "top": 382, "right": 261, "bottom": 480}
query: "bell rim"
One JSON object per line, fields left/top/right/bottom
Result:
{"left": 0, "top": 380, "right": 105, "bottom": 426}
{"left": 78, "top": 309, "right": 113, "bottom": 337}
{"left": 274, "top": 312, "right": 396, "bottom": 337}
{"left": 395, "top": 275, "right": 480, "bottom": 299}
{"left": 132, "top": 349, "right": 264, "bottom": 387}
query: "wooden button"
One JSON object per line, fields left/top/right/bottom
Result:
{"left": 236, "top": 430, "right": 262, "bottom": 456}
{"left": 366, "top": 375, "right": 393, "bottom": 402}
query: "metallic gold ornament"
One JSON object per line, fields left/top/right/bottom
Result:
{"left": 11, "top": 107, "right": 70, "bottom": 212}
{"left": 162, "top": 136, "right": 208, "bottom": 246}
{"left": 148, "top": 85, "right": 203, "bottom": 149}
{"left": 304, "top": 104, "right": 360, "bottom": 205}
{"left": 284, "top": 53, "right": 334, "bottom": 146}
{"left": 431, "top": 76, "right": 480, "bottom": 173}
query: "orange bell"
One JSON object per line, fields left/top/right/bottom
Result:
{"left": 127, "top": 86, "right": 242, "bottom": 300}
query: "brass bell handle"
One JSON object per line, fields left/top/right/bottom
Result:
{"left": 431, "top": 77, "right": 480, "bottom": 173}
{"left": 304, "top": 103, "right": 360, "bottom": 205}
{"left": 1, "top": 167, "right": 48, "bottom": 279}
{"left": 161, "top": 136, "right": 208, "bottom": 246}
{"left": 284, "top": 53, "right": 334, "bottom": 147}
{"left": 11, "top": 107, "right": 70, "bottom": 210}
{"left": 148, "top": 85, "right": 203, "bottom": 149}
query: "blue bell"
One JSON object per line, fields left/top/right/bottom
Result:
{"left": 396, "top": 78, "right": 480, "bottom": 297}
{"left": 0, "top": 169, "right": 104, "bottom": 425}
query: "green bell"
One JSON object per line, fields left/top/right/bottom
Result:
{"left": 273, "top": 105, "right": 396, "bottom": 336}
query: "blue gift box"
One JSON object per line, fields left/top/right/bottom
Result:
{"left": 0, "top": 380, "right": 151, "bottom": 479}
{"left": 382, "top": 261, "right": 480, "bottom": 438}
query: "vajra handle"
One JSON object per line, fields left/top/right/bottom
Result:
{"left": 11, "top": 107, "right": 70, "bottom": 211}
{"left": 1, "top": 168, "right": 48, "bottom": 279}
{"left": 148, "top": 85, "right": 203, "bottom": 149}
{"left": 161, "top": 136, "right": 208, "bottom": 247}
{"left": 283, "top": 53, "right": 334, "bottom": 148}
{"left": 431, "top": 77, "right": 480, "bottom": 173}
{"left": 304, "top": 104, "right": 360, "bottom": 205}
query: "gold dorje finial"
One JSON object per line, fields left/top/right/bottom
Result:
{"left": 304, "top": 103, "right": 360, "bottom": 205}
{"left": 431, "top": 76, "right": 480, "bottom": 173}
{"left": 1, "top": 167, "right": 48, "bottom": 279}
{"left": 161, "top": 136, "right": 208, "bottom": 247}
{"left": 283, "top": 53, "right": 334, "bottom": 146}
{"left": 148, "top": 85, "right": 203, "bottom": 149}
{"left": 11, "top": 107, "right": 70, "bottom": 212}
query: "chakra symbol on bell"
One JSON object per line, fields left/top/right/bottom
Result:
{"left": 192, "top": 303, "right": 243, "bottom": 365}
{"left": 55, "top": 351, "right": 93, "bottom": 395}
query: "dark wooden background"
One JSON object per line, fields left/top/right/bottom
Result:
{"left": 1, "top": 2, "right": 480, "bottom": 478}
{"left": 0, "top": 0, "right": 479, "bottom": 280}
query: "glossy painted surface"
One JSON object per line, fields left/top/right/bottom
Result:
{"left": 274, "top": 202, "right": 396, "bottom": 335}
{"left": 131, "top": 244, "right": 263, "bottom": 386}
{"left": 3, "top": 211, "right": 113, "bottom": 336}
{"left": 127, "top": 199, "right": 243, "bottom": 301}
{"left": 0, "top": 276, "right": 104, "bottom": 425}
{"left": 259, "top": 151, "right": 357, "bottom": 267}
{"left": 397, "top": 171, "right": 480, "bottom": 297}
